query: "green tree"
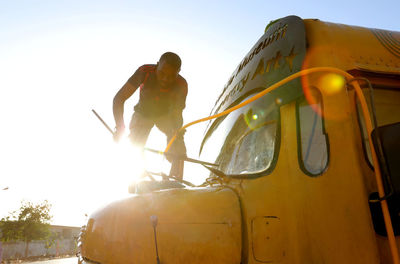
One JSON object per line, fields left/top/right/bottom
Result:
{"left": 0, "top": 200, "right": 53, "bottom": 258}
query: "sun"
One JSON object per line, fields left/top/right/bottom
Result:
{"left": 113, "top": 139, "right": 146, "bottom": 183}
{"left": 112, "top": 131, "right": 171, "bottom": 184}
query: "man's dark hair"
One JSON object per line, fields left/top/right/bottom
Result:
{"left": 159, "top": 52, "right": 181, "bottom": 69}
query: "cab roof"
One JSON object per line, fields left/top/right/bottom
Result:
{"left": 303, "top": 18, "right": 400, "bottom": 74}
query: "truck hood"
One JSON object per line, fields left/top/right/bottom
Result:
{"left": 81, "top": 186, "right": 242, "bottom": 264}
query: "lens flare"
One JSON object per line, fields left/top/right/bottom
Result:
{"left": 302, "top": 73, "right": 348, "bottom": 121}
{"left": 318, "top": 73, "right": 345, "bottom": 95}
{"left": 275, "top": 97, "right": 282, "bottom": 105}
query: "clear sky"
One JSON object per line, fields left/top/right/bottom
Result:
{"left": 1, "top": 0, "right": 399, "bottom": 226}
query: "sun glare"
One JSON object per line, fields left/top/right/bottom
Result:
{"left": 111, "top": 134, "right": 171, "bottom": 184}
{"left": 114, "top": 138, "right": 145, "bottom": 182}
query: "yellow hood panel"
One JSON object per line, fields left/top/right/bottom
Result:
{"left": 81, "top": 187, "right": 242, "bottom": 264}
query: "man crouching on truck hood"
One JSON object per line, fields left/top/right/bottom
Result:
{"left": 112, "top": 52, "right": 188, "bottom": 180}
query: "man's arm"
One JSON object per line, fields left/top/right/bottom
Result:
{"left": 112, "top": 82, "right": 138, "bottom": 141}
{"left": 174, "top": 78, "right": 188, "bottom": 112}
{"left": 113, "top": 82, "right": 137, "bottom": 126}
{"left": 112, "top": 67, "right": 145, "bottom": 141}
{"left": 169, "top": 78, "right": 188, "bottom": 128}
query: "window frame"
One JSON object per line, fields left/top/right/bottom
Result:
{"left": 355, "top": 90, "right": 375, "bottom": 170}
{"left": 349, "top": 70, "right": 400, "bottom": 171}
{"left": 200, "top": 91, "right": 282, "bottom": 179}
{"left": 355, "top": 86, "right": 400, "bottom": 170}
{"left": 295, "top": 90, "right": 330, "bottom": 177}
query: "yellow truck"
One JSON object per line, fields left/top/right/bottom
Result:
{"left": 78, "top": 16, "right": 400, "bottom": 263}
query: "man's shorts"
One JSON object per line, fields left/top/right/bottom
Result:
{"left": 128, "top": 112, "right": 186, "bottom": 161}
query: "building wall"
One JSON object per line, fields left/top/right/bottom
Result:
{"left": 2, "top": 239, "right": 76, "bottom": 259}
{"left": 1, "top": 225, "right": 80, "bottom": 260}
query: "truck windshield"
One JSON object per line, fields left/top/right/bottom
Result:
{"left": 200, "top": 93, "right": 279, "bottom": 176}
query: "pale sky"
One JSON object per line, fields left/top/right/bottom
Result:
{"left": 1, "top": 0, "right": 399, "bottom": 226}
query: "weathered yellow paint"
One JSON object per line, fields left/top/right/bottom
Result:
{"left": 303, "top": 19, "right": 400, "bottom": 74}
{"left": 226, "top": 100, "right": 380, "bottom": 263}
{"left": 81, "top": 187, "right": 241, "bottom": 263}
{"left": 251, "top": 216, "right": 284, "bottom": 262}
{"left": 80, "top": 16, "right": 400, "bottom": 264}
{"left": 302, "top": 19, "right": 400, "bottom": 264}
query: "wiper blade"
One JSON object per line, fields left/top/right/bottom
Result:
{"left": 202, "top": 165, "right": 228, "bottom": 178}
{"left": 144, "top": 147, "right": 219, "bottom": 167}
{"left": 145, "top": 171, "right": 196, "bottom": 187}
{"left": 202, "top": 165, "right": 256, "bottom": 179}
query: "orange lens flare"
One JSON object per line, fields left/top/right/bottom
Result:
{"left": 302, "top": 72, "right": 346, "bottom": 121}
{"left": 318, "top": 73, "right": 345, "bottom": 95}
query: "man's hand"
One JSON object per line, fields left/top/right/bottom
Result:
{"left": 113, "top": 125, "right": 125, "bottom": 142}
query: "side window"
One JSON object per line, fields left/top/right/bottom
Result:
{"left": 296, "top": 88, "right": 329, "bottom": 176}
{"left": 200, "top": 94, "right": 280, "bottom": 177}
{"left": 356, "top": 88, "right": 400, "bottom": 167}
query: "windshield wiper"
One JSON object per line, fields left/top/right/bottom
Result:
{"left": 202, "top": 165, "right": 253, "bottom": 179}
{"left": 144, "top": 147, "right": 219, "bottom": 167}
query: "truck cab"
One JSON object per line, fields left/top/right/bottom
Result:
{"left": 78, "top": 16, "right": 400, "bottom": 264}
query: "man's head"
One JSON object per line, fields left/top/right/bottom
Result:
{"left": 156, "top": 52, "right": 181, "bottom": 87}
